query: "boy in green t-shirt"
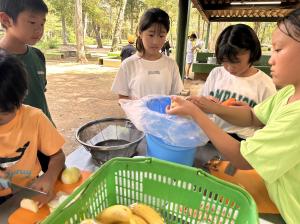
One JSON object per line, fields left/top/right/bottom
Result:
{"left": 0, "top": 0, "right": 52, "bottom": 172}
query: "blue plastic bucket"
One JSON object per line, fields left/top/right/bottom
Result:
{"left": 146, "top": 96, "right": 171, "bottom": 114}
{"left": 146, "top": 134, "right": 196, "bottom": 166}
{"left": 145, "top": 96, "right": 196, "bottom": 166}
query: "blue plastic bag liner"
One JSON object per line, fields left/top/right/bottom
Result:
{"left": 119, "top": 95, "right": 209, "bottom": 148}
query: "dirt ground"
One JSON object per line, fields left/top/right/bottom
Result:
{"left": 45, "top": 60, "right": 204, "bottom": 155}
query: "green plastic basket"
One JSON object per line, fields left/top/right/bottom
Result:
{"left": 42, "top": 157, "right": 258, "bottom": 224}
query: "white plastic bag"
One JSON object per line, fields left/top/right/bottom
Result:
{"left": 120, "top": 95, "right": 209, "bottom": 147}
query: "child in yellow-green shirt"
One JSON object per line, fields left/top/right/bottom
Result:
{"left": 167, "top": 9, "right": 300, "bottom": 223}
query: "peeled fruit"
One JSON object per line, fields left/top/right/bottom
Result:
{"left": 129, "top": 203, "right": 164, "bottom": 224}
{"left": 48, "top": 191, "right": 69, "bottom": 213}
{"left": 20, "top": 198, "right": 39, "bottom": 213}
{"left": 61, "top": 167, "right": 81, "bottom": 184}
{"left": 96, "top": 205, "right": 133, "bottom": 223}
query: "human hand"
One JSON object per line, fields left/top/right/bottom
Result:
{"left": 30, "top": 173, "right": 56, "bottom": 207}
{"left": 229, "top": 100, "right": 251, "bottom": 108}
{"left": 166, "top": 96, "right": 200, "bottom": 117}
{"left": 186, "top": 96, "right": 220, "bottom": 114}
{"left": 0, "top": 170, "right": 9, "bottom": 190}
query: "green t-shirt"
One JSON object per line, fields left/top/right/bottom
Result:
{"left": 16, "top": 46, "right": 52, "bottom": 122}
{"left": 240, "top": 85, "right": 300, "bottom": 223}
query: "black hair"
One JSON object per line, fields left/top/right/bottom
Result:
{"left": 189, "top": 33, "right": 197, "bottom": 39}
{"left": 215, "top": 24, "right": 261, "bottom": 65}
{"left": 277, "top": 8, "right": 300, "bottom": 43}
{"left": 136, "top": 8, "right": 170, "bottom": 54}
{"left": 0, "top": 50, "right": 28, "bottom": 112}
{"left": 0, "top": 0, "right": 48, "bottom": 25}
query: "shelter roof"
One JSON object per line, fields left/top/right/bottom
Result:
{"left": 191, "top": 0, "right": 299, "bottom": 22}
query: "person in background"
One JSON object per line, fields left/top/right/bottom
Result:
{"left": 0, "top": 0, "right": 52, "bottom": 173}
{"left": 111, "top": 8, "right": 183, "bottom": 99}
{"left": 185, "top": 33, "right": 203, "bottom": 80}
{"left": 161, "top": 39, "right": 171, "bottom": 56}
{"left": 0, "top": 50, "right": 65, "bottom": 205}
{"left": 167, "top": 8, "right": 300, "bottom": 223}
{"left": 120, "top": 34, "right": 136, "bottom": 62}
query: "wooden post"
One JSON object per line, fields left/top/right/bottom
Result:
{"left": 176, "top": 0, "right": 191, "bottom": 79}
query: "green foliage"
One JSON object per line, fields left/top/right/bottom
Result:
{"left": 37, "top": 0, "right": 276, "bottom": 52}
{"left": 37, "top": 37, "right": 60, "bottom": 50}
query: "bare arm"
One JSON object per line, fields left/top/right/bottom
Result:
{"left": 31, "top": 150, "right": 65, "bottom": 204}
{"left": 189, "top": 96, "right": 264, "bottom": 128}
{"left": 192, "top": 110, "right": 252, "bottom": 169}
{"left": 44, "top": 150, "right": 65, "bottom": 183}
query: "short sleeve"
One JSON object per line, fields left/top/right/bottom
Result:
{"left": 170, "top": 61, "right": 184, "bottom": 95}
{"left": 254, "top": 85, "right": 292, "bottom": 125}
{"left": 201, "top": 68, "right": 217, "bottom": 96}
{"left": 111, "top": 64, "right": 130, "bottom": 96}
{"left": 253, "top": 94, "right": 277, "bottom": 125}
{"left": 241, "top": 104, "right": 300, "bottom": 183}
{"left": 37, "top": 112, "right": 65, "bottom": 156}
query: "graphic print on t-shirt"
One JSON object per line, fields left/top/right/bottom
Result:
{"left": 148, "top": 71, "right": 160, "bottom": 75}
{"left": 0, "top": 141, "right": 30, "bottom": 169}
{"left": 209, "top": 89, "right": 258, "bottom": 107}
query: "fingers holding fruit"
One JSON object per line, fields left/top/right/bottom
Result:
{"left": 30, "top": 175, "right": 56, "bottom": 206}
{"left": 221, "top": 98, "right": 250, "bottom": 108}
{"left": 167, "top": 96, "right": 199, "bottom": 117}
{"left": 221, "top": 98, "right": 236, "bottom": 106}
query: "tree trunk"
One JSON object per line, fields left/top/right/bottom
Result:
{"left": 201, "top": 21, "right": 206, "bottom": 40}
{"left": 253, "top": 22, "right": 261, "bottom": 33}
{"left": 111, "top": 0, "right": 128, "bottom": 52}
{"left": 197, "top": 14, "right": 201, "bottom": 38}
{"left": 130, "top": 1, "right": 134, "bottom": 34}
{"left": 92, "top": 20, "right": 103, "bottom": 48}
{"left": 61, "top": 14, "right": 68, "bottom": 45}
{"left": 83, "top": 13, "right": 88, "bottom": 41}
{"left": 210, "top": 23, "right": 220, "bottom": 51}
{"left": 75, "top": 0, "right": 87, "bottom": 63}
{"left": 260, "top": 23, "right": 267, "bottom": 44}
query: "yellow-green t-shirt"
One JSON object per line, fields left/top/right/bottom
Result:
{"left": 240, "top": 85, "right": 300, "bottom": 223}
{"left": 0, "top": 105, "right": 64, "bottom": 196}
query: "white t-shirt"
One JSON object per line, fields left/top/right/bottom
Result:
{"left": 186, "top": 39, "right": 204, "bottom": 54}
{"left": 201, "top": 66, "right": 277, "bottom": 139}
{"left": 111, "top": 54, "right": 184, "bottom": 99}
{"left": 186, "top": 39, "right": 204, "bottom": 64}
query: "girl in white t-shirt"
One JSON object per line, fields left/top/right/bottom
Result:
{"left": 111, "top": 8, "right": 183, "bottom": 99}
{"left": 189, "top": 24, "right": 276, "bottom": 141}
{"left": 187, "top": 24, "right": 276, "bottom": 167}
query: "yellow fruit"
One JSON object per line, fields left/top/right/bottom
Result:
{"left": 48, "top": 191, "right": 69, "bottom": 213}
{"left": 129, "top": 203, "right": 164, "bottom": 224}
{"left": 96, "top": 205, "right": 133, "bottom": 223}
{"left": 170, "top": 100, "right": 179, "bottom": 109}
{"left": 20, "top": 198, "right": 39, "bottom": 213}
{"left": 80, "top": 219, "right": 100, "bottom": 224}
{"left": 61, "top": 167, "right": 81, "bottom": 184}
{"left": 131, "top": 214, "right": 148, "bottom": 224}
